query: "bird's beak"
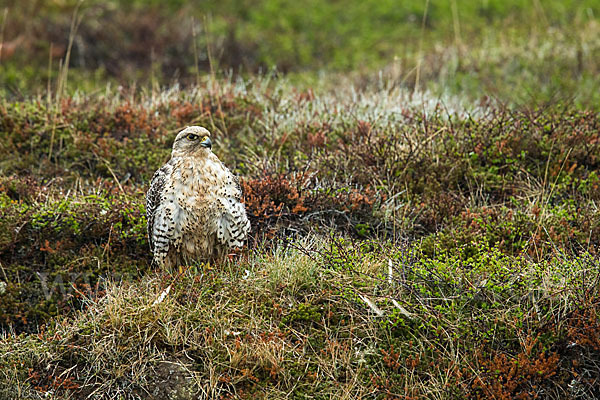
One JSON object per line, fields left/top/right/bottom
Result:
{"left": 200, "top": 137, "right": 212, "bottom": 149}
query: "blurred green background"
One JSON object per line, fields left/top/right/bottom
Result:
{"left": 1, "top": 0, "right": 600, "bottom": 105}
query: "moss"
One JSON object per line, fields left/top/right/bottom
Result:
{"left": 281, "top": 302, "right": 323, "bottom": 326}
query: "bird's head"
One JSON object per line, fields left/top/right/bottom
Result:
{"left": 172, "top": 126, "right": 212, "bottom": 157}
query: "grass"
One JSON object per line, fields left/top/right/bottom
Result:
{"left": 1, "top": 239, "right": 599, "bottom": 398}
{"left": 1, "top": 0, "right": 600, "bottom": 107}
{"left": 1, "top": 1, "right": 600, "bottom": 398}
{"left": 0, "top": 74, "right": 599, "bottom": 398}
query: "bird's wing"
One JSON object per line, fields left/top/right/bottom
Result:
{"left": 219, "top": 159, "right": 243, "bottom": 200}
{"left": 216, "top": 199, "right": 251, "bottom": 248}
{"left": 146, "top": 163, "right": 171, "bottom": 252}
{"left": 231, "top": 174, "right": 243, "bottom": 200}
{"left": 216, "top": 169, "right": 250, "bottom": 248}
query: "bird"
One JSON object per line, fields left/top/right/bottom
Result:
{"left": 146, "top": 126, "right": 250, "bottom": 270}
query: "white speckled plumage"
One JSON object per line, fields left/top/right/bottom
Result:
{"left": 146, "top": 126, "right": 250, "bottom": 269}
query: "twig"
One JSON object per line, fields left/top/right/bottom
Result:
{"left": 358, "top": 293, "right": 384, "bottom": 317}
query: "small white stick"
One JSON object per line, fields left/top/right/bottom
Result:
{"left": 359, "top": 294, "right": 384, "bottom": 316}
{"left": 391, "top": 299, "right": 413, "bottom": 318}
{"left": 153, "top": 284, "right": 172, "bottom": 306}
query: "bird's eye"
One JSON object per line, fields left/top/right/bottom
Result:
{"left": 187, "top": 134, "right": 199, "bottom": 140}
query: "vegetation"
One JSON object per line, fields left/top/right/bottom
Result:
{"left": 1, "top": 0, "right": 600, "bottom": 399}
{"left": 1, "top": 76, "right": 599, "bottom": 398}
{"left": 2, "top": 0, "right": 600, "bottom": 106}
